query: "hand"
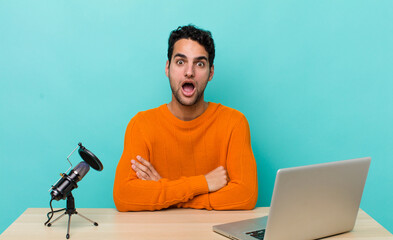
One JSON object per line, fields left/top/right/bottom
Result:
{"left": 204, "top": 166, "right": 228, "bottom": 192}
{"left": 131, "top": 155, "right": 162, "bottom": 181}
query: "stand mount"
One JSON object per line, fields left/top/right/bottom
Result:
{"left": 45, "top": 193, "right": 98, "bottom": 239}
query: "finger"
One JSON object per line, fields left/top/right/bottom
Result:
{"left": 131, "top": 159, "right": 137, "bottom": 170}
{"left": 133, "top": 161, "right": 153, "bottom": 177}
{"left": 135, "top": 156, "right": 156, "bottom": 175}
{"left": 131, "top": 160, "right": 145, "bottom": 173}
{"left": 136, "top": 157, "right": 160, "bottom": 178}
{"left": 132, "top": 160, "right": 152, "bottom": 180}
{"left": 136, "top": 166, "right": 153, "bottom": 180}
{"left": 146, "top": 164, "right": 161, "bottom": 179}
{"left": 137, "top": 156, "right": 161, "bottom": 179}
{"left": 134, "top": 160, "right": 149, "bottom": 173}
{"left": 136, "top": 171, "right": 147, "bottom": 180}
{"left": 137, "top": 156, "right": 152, "bottom": 167}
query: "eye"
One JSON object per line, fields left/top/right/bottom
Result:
{"left": 196, "top": 62, "right": 205, "bottom": 67}
{"left": 176, "top": 60, "right": 184, "bottom": 65}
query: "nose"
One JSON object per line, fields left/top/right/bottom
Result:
{"left": 184, "top": 63, "right": 194, "bottom": 78}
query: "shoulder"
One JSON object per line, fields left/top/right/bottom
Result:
{"left": 212, "top": 104, "right": 252, "bottom": 138}
{"left": 126, "top": 105, "right": 164, "bottom": 129}
{"left": 214, "top": 103, "right": 248, "bottom": 125}
{"left": 131, "top": 105, "right": 163, "bottom": 121}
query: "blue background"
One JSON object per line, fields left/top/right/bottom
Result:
{"left": 1, "top": 0, "right": 392, "bottom": 235}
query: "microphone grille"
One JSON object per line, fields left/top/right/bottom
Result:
{"left": 74, "top": 161, "right": 90, "bottom": 179}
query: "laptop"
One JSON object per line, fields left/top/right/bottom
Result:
{"left": 213, "top": 157, "right": 371, "bottom": 240}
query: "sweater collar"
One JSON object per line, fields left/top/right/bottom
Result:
{"left": 159, "top": 102, "right": 220, "bottom": 128}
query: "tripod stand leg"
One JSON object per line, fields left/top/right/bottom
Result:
{"left": 47, "top": 212, "right": 67, "bottom": 227}
{"left": 76, "top": 212, "right": 99, "bottom": 226}
{"left": 66, "top": 213, "right": 72, "bottom": 239}
{"left": 45, "top": 194, "right": 99, "bottom": 239}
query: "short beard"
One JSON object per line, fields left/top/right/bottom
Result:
{"left": 171, "top": 84, "right": 206, "bottom": 106}
{"left": 168, "top": 71, "right": 210, "bottom": 107}
{"left": 171, "top": 84, "right": 207, "bottom": 106}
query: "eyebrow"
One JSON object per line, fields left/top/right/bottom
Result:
{"left": 173, "top": 53, "right": 208, "bottom": 62}
{"left": 195, "top": 56, "right": 208, "bottom": 61}
{"left": 173, "top": 53, "right": 187, "bottom": 59}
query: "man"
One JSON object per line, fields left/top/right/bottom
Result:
{"left": 113, "top": 25, "right": 258, "bottom": 211}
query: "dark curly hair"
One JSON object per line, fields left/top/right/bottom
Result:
{"left": 167, "top": 25, "right": 215, "bottom": 67}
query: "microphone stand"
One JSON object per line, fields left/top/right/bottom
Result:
{"left": 46, "top": 193, "right": 98, "bottom": 239}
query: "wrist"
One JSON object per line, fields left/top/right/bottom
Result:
{"left": 189, "top": 175, "right": 209, "bottom": 195}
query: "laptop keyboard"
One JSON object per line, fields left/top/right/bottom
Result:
{"left": 245, "top": 229, "right": 265, "bottom": 240}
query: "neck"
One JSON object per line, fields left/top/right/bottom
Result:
{"left": 167, "top": 98, "right": 209, "bottom": 121}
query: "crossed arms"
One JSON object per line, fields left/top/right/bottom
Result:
{"left": 132, "top": 156, "right": 228, "bottom": 192}
{"left": 113, "top": 113, "right": 258, "bottom": 211}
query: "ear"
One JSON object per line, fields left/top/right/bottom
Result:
{"left": 165, "top": 60, "right": 170, "bottom": 77}
{"left": 208, "top": 64, "right": 214, "bottom": 82}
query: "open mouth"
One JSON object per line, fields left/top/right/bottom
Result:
{"left": 181, "top": 82, "right": 195, "bottom": 97}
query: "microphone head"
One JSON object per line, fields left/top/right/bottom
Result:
{"left": 78, "top": 143, "right": 104, "bottom": 171}
{"left": 73, "top": 161, "right": 90, "bottom": 180}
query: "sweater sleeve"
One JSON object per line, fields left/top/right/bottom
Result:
{"left": 113, "top": 114, "right": 209, "bottom": 211}
{"left": 177, "top": 115, "right": 258, "bottom": 210}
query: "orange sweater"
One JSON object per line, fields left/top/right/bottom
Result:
{"left": 113, "top": 103, "right": 258, "bottom": 211}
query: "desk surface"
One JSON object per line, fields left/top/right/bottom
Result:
{"left": 0, "top": 208, "right": 392, "bottom": 240}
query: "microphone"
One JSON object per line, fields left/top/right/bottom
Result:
{"left": 44, "top": 143, "right": 103, "bottom": 233}
{"left": 50, "top": 161, "right": 90, "bottom": 200}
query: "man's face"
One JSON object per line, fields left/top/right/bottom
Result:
{"left": 165, "top": 38, "right": 214, "bottom": 106}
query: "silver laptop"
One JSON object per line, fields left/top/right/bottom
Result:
{"left": 213, "top": 157, "right": 371, "bottom": 240}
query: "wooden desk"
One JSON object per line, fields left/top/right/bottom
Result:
{"left": 0, "top": 208, "right": 392, "bottom": 239}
